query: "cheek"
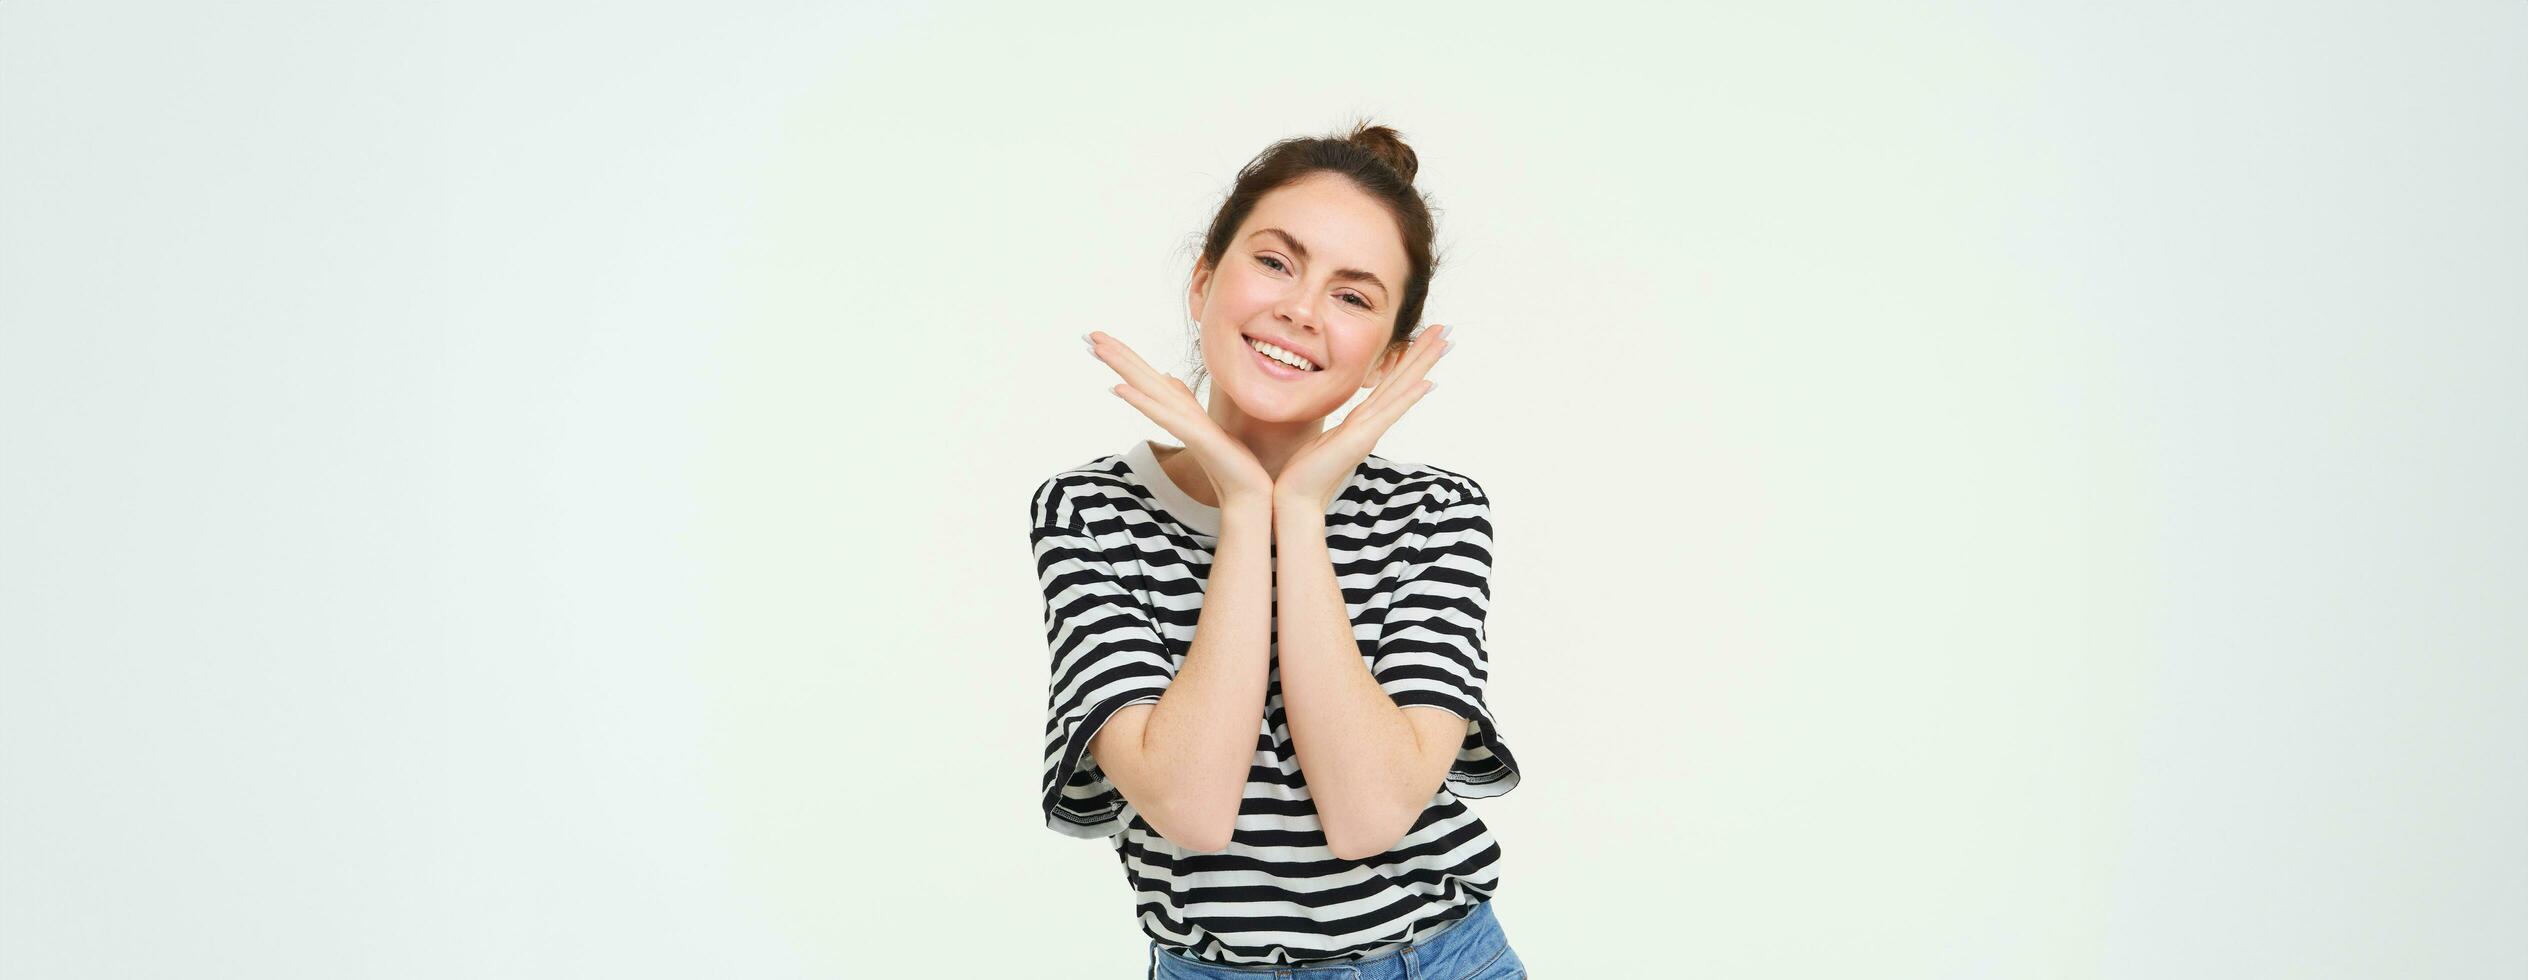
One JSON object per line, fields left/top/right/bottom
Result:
{"left": 1342, "top": 336, "right": 1396, "bottom": 374}
{"left": 1215, "top": 271, "right": 1280, "bottom": 315}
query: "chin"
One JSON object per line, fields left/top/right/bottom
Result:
{"left": 1220, "top": 376, "right": 1335, "bottom": 425}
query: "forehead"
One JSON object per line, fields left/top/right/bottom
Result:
{"left": 1239, "top": 173, "right": 1409, "bottom": 283}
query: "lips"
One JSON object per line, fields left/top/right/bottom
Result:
{"left": 1247, "top": 341, "right": 1316, "bottom": 380}
{"left": 1241, "top": 334, "right": 1319, "bottom": 373}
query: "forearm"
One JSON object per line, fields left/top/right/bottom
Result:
{"left": 1134, "top": 495, "right": 1275, "bottom": 845}
{"left": 1272, "top": 499, "right": 1427, "bottom": 860}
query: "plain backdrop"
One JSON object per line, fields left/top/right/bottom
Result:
{"left": 4, "top": 2, "right": 2522, "bottom": 977}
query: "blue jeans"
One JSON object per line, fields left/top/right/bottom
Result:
{"left": 1147, "top": 899, "right": 1527, "bottom": 980}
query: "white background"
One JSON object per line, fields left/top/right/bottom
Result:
{"left": 3, "top": 2, "right": 2521, "bottom": 977}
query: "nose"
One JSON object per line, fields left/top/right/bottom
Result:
{"left": 1274, "top": 290, "right": 1320, "bottom": 332}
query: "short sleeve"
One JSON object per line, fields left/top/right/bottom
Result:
{"left": 1370, "top": 476, "right": 1521, "bottom": 799}
{"left": 1031, "top": 479, "right": 1178, "bottom": 839}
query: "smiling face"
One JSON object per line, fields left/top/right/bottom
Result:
{"left": 1187, "top": 171, "right": 1415, "bottom": 425}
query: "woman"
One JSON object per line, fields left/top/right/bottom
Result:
{"left": 1029, "top": 121, "right": 1528, "bottom": 979}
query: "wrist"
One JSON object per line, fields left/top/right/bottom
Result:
{"left": 1272, "top": 493, "right": 1329, "bottom": 522}
{"left": 1218, "top": 490, "right": 1276, "bottom": 517}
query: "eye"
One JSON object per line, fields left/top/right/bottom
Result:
{"left": 1257, "top": 255, "right": 1375, "bottom": 311}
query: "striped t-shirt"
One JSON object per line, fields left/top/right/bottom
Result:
{"left": 1029, "top": 437, "right": 1521, "bottom": 966}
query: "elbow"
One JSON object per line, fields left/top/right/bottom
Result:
{"left": 1323, "top": 811, "right": 1408, "bottom": 862}
{"left": 1326, "top": 835, "right": 1395, "bottom": 862}
{"left": 1173, "top": 826, "right": 1235, "bottom": 854}
{"left": 1147, "top": 797, "right": 1240, "bottom": 854}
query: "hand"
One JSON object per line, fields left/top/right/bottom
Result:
{"left": 1273, "top": 323, "right": 1452, "bottom": 513}
{"left": 1086, "top": 331, "right": 1274, "bottom": 506}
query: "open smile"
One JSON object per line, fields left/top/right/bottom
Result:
{"left": 1243, "top": 335, "right": 1319, "bottom": 380}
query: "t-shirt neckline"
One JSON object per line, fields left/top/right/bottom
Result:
{"left": 1119, "top": 438, "right": 1360, "bottom": 537}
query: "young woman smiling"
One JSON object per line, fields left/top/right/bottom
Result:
{"left": 1030, "top": 121, "right": 1527, "bottom": 979}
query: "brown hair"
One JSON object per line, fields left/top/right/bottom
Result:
{"left": 1183, "top": 118, "right": 1441, "bottom": 393}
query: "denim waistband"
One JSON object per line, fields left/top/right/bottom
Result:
{"left": 1148, "top": 899, "right": 1504, "bottom": 979}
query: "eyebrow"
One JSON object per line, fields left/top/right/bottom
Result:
{"left": 1246, "top": 227, "right": 1390, "bottom": 296}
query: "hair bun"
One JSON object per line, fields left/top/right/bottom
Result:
{"left": 1341, "top": 121, "right": 1419, "bottom": 184}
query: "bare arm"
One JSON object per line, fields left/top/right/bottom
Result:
{"left": 1271, "top": 501, "right": 1465, "bottom": 861}
{"left": 1090, "top": 494, "right": 1275, "bottom": 852}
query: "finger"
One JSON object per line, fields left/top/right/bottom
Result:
{"left": 1331, "top": 375, "right": 1435, "bottom": 449}
{"left": 1351, "top": 378, "right": 1436, "bottom": 442}
{"left": 1350, "top": 342, "right": 1445, "bottom": 440}
{"left": 1343, "top": 325, "right": 1446, "bottom": 431}
{"left": 1356, "top": 324, "right": 1451, "bottom": 419}
{"left": 1107, "top": 380, "right": 1181, "bottom": 432}
{"left": 1093, "top": 342, "right": 1211, "bottom": 445}
{"left": 1085, "top": 331, "right": 1183, "bottom": 401}
{"left": 1368, "top": 324, "right": 1450, "bottom": 405}
{"left": 1087, "top": 333, "right": 1212, "bottom": 432}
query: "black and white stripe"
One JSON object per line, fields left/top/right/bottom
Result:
{"left": 1030, "top": 438, "right": 1520, "bottom": 966}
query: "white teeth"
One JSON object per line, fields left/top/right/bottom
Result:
{"left": 1248, "top": 337, "right": 1315, "bottom": 371}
